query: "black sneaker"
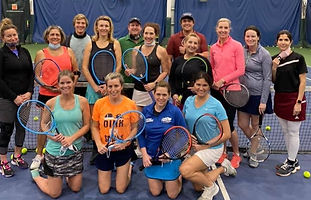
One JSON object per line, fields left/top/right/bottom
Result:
{"left": 11, "top": 154, "right": 29, "bottom": 169}
{"left": 275, "top": 159, "right": 287, "bottom": 170}
{"left": 0, "top": 161, "right": 14, "bottom": 178}
{"left": 276, "top": 159, "right": 300, "bottom": 177}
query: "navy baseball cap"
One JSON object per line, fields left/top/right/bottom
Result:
{"left": 180, "top": 12, "right": 194, "bottom": 22}
{"left": 129, "top": 17, "right": 141, "bottom": 25}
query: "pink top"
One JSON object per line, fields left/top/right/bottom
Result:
{"left": 209, "top": 36, "right": 245, "bottom": 85}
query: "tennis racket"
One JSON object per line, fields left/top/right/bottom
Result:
{"left": 193, "top": 113, "right": 223, "bottom": 146}
{"left": 34, "top": 58, "right": 61, "bottom": 90}
{"left": 180, "top": 56, "right": 208, "bottom": 89}
{"left": 220, "top": 83, "right": 249, "bottom": 108}
{"left": 139, "top": 126, "right": 192, "bottom": 171}
{"left": 122, "top": 48, "right": 155, "bottom": 101}
{"left": 246, "top": 115, "right": 271, "bottom": 162}
{"left": 91, "top": 49, "right": 116, "bottom": 85}
{"left": 105, "top": 110, "right": 146, "bottom": 157}
{"left": 17, "top": 100, "right": 78, "bottom": 155}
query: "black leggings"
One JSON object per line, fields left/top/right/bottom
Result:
{"left": 0, "top": 99, "right": 26, "bottom": 155}
{"left": 211, "top": 89, "right": 237, "bottom": 132}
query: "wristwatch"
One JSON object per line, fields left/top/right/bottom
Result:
{"left": 297, "top": 100, "right": 302, "bottom": 104}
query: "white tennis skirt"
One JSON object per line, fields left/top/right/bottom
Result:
{"left": 132, "top": 89, "right": 153, "bottom": 107}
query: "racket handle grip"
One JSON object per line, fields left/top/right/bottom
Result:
{"left": 139, "top": 160, "right": 162, "bottom": 171}
{"left": 107, "top": 145, "right": 115, "bottom": 151}
{"left": 139, "top": 165, "right": 145, "bottom": 171}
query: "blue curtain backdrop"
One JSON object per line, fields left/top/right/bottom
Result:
{"left": 174, "top": 0, "right": 301, "bottom": 46}
{"left": 306, "top": 0, "right": 311, "bottom": 44}
{"left": 33, "top": 0, "right": 167, "bottom": 43}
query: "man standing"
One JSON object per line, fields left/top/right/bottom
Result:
{"left": 167, "top": 12, "right": 208, "bottom": 60}
{"left": 118, "top": 17, "right": 144, "bottom": 98}
{"left": 64, "top": 14, "right": 91, "bottom": 96}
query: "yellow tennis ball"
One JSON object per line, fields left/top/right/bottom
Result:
{"left": 33, "top": 116, "right": 39, "bottom": 121}
{"left": 304, "top": 171, "right": 310, "bottom": 178}
{"left": 10, "top": 154, "right": 13, "bottom": 160}
{"left": 21, "top": 147, "right": 28, "bottom": 154}
{"left": 178, "top": 95, "right": 183, "bottom": 101}
{"left": 35, "top": 148, "right": 38, "bottom": 153}
{"left": 43, "top": 148, "right": 46, "bottom": 154}
{"left": 265, "top": 126, "right": 271, "bottom": 131}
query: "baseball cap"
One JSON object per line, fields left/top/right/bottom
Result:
{"left": 129, "top": 17, "right": 141, "bottom": 25}
{"left": 180, "top": 12, "right": 194, "bottom": 22}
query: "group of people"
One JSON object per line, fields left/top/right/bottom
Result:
{"left": 0, "top": 11, "right": 307, "bottom": 200}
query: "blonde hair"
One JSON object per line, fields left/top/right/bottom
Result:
{"left": 0, "top": 18, "right": 16, "bottom": 38}
{"left": 43, "top": 25, "right": 66, "bottom": 44}
{"left": 92, "top": 16, "right": 114, "bottom": 42}
{"left": 58, "top": 70, "right": 75, "bottom": 82}
{"left": 72, "top": 13, "right": 89, "bottom": 27}
{"left": 105, "top": 72, "right": 124, "bottom": 86}
{"left": 183, "top": 32, "right": 201, "bottom": 44}
{"left": 216, "top": 18, "right": 231, "bottom": 28}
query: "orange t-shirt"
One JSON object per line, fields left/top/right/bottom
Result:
{"left": 39, "top": 46, "right": 73, "bottom": 96}
{"left": 92, "top": 96, "right": 138, "bottom": 145}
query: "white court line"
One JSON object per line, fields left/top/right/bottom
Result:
{"left": 211, "top": 164, "right": 231, "bottom": 200}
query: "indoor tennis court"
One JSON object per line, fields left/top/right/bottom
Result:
{"left": 1, "top": 0, "right": 311, "bottom": 200}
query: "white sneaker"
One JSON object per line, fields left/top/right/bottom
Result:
{"left": 249, "top": 154, "right": 259, "bottom": 168}
{"left": 30, "top": 154, "right": 44, "bottom": 170}
{"left": 198, "top": 183, "right": 219, "bottom": 200}
{"left": 221, "top": 158, "right": 237, "bottom": 176}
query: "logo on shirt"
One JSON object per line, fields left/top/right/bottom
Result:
{"left": 103, "top": 113, "right": 122, "bottom": 128}
{"left": 161, "top": 117, "right": 172, "bottom": 123}
{"left": 146, "top": 118, "right": 154, "bottom": 123}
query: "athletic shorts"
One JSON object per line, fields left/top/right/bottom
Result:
{"left": 43, "top": 150, "right": 83, "bottom": 177}
{"left": 238, "top": 94, "right": 273, "bottom": 115}
{"left": 95, "top": 146, "right": 134, "bottom": 171}
{"left": 195, "top": 146, "right": 224, "bottom": 167}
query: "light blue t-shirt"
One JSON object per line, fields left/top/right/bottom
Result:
{"left": 183, "top": 95, "right": 227, "bottom": 149}
{"left": 46, "top": 95, "right": 83, "bottom": 156}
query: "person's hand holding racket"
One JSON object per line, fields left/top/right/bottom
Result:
{"left": 139, "top": 126, "right": 191, "bottom": 170}
{"left": 192, "top": 113, "right": 224, "bottom": 151}
{"left": 122, "top": 48, "right": 155, "bottom": 101}
{"left": 17, "top": 100, "right": 78, "bottom": 155}
{"left": 212, "top": 79, "right": 226, "bottom": 90}
{"left": 34, "top": 58, "right": 61, "bottom": 92}
{"left": 216, "top": 82, "right": 249, "bottom": 108}
{"left": 141, "top": 149, "right": 153, "bottom": 168}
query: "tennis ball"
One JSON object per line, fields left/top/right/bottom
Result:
{"left": 178, "top": 95, "right": 183, "bottom": 101}
{"left": 35, "top": 148, "right": 38, "bottom": 153}
{"left": 10, "top": 154, "right": 13, "bottom": 160}
{"left": 303, "top": 171, "right": 310, "bottom": 178}
{"left": 21, "top": 147, "right": 28, "bottom": 154}
{"left": 265, "top": 126, "right": 271, "bottom": 131}
{"left": 33, "top": 116, "right": 39, "bottom": 121}
{"left": 43, "top": 148, "right": 46, "bottom": 154}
